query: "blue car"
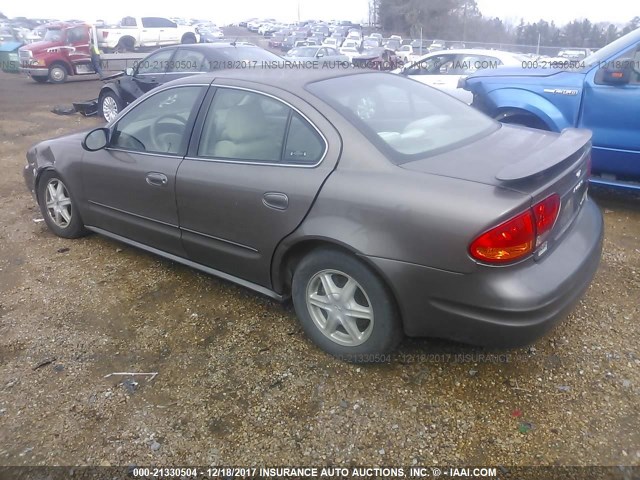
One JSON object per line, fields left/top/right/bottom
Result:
{"left": 462, "top": 28, "right": 640, "bottom": 191}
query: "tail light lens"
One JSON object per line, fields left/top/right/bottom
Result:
{"left": 532, "top": 193, "right": 560, "bottom": 246}
{"left": 470, "top": 193, "right": 561, "bottom": 264}
{"left": 102, "top": 31, "right": 108, "bottom": 38}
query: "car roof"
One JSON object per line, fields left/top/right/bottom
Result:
{"left": 416, "top": 48, "right": 522, "bottom": 59}
{"left": 165, "top": 67, "right": 366, "bottom": 93}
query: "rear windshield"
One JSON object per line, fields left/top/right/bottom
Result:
{"left": 306, "top": 72, "right": 497, "bottom": 163}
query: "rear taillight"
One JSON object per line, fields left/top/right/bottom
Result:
{"left": 532, "top": 193, "right": 560, "bottom": 246}
{"left": 470, "top": 193, "right": 561, "bottom": 264}
{"left": 102, "top": 31, "right": 108, "bottom": 38}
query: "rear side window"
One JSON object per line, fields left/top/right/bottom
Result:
{"left": 142, "top": 17, "right": 176, "bottom": 28}
{"left": 197, "top": 88, "right": 325, "bottom": 165}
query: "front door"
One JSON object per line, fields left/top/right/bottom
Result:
{"left": 176, "top": 85, "right": 341, "bottom": 288}
{"left": 132, "top": 48, "right": 175, "bottom": 93}
{"left": 82, "top": 85, "right": 206, "bottom": 255}
{"left": 580, "top": 43, "right": 640, "bottom": 180}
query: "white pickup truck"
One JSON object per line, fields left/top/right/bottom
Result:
{"left": 97, "top": 17, "right": 199, "bottom": 52}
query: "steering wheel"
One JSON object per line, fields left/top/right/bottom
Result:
{"left": 150, "top": 114, "right": 187, "bottom": 153}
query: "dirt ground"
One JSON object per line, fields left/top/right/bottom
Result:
{"left": 0, "top": 68, "right": 638, "bottom": 469}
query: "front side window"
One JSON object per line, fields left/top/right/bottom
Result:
{"left": 136, "top": 49, "right": 174, "bottom": 75}
{"left": 110, "top": 86, "right": 203, "bottom": 155}
{"left": 169, "top": 49, "right": 206, "bottom": 72}
{"left": 307, "top": 72, "right": 496, "bottom": 162}
{"left": 198, "top": 88, "right": 324, "bottom": 165}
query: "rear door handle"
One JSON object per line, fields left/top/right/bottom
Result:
{"left": 146, "top": 172, "right": 168, "bottom": 186}
{"left": 263, "top": 192, "right": 289, "bottom": 210}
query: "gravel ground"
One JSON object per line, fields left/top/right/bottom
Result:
{"left": 0, "top": 64, "right": 638, "bottom": 469}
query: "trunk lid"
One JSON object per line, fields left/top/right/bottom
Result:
{"left": 401, "top": 125, "right": 592, "bottom": 260}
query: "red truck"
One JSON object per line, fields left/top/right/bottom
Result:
{"left": 18, "top": 22, "right": 96, "bottom": 83}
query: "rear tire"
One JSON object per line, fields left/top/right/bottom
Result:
{"left": 292, "top": 248, "right": 403, "bottom": 362}
{"left": 37, "top": 171, "right": 88, "bottom": 239}
{"left": 114, "top": 37, "right": 135, "bottom": 53}
{"left": 181, "top": 33, "right": 197, "bottom": 44}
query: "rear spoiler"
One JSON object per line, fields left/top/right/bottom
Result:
{"left": 496, "top": 128, "right": 592, "bottom": 181}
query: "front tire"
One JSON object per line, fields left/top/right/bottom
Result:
{"left": 37, "top": 171, "right": 87, "bottom": 239}
{"left": 292, "top": 248, "right": 403, "bottom": 362}
{"left": 48, "top": 64, "right": 67, "bottom": 83}
{"left": 32, "top": 76, "right": 48, "bottom": 83}
{"left": 99, "top": 90, "right": 124, "bottom": 123}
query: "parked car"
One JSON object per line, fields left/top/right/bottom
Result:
{"left": 284, "top": 46, "right": 349, "bottom": 66}
{"left": 322, "top": 37, "right": 341, "bottom": 49}
{"left": 352, "top": 47, "right": 398, "bottom": 70}
{"left": 97, "top": 16, "right": 199, "bottom": 53}
{"left": 97, "top": 43, "right": 282, "bottom": 122}
{"left": 18, "top": 22, "right": 97, "bottom": 83}
{"left": 396, "top": 49, "right": 525, "bottom": 103}
{"left": 429, "top": 39, "right": 446, "bottom": 52}
{"left": 339, "top": 40, "right": 361, "bottom": 61}
{"left": 462, "top": 28, "right": 640, "bottom": 190}
{"left": 268, "top": 32, "right": 288, "bottom": 49}
{"left": 396, "top": 44, "right": 421, "bottom": 64}
{"left": 0, "top": 27, "right": 24, "bottom": 73}
{"left": 23, "top": 69, "right": 603, "bottom": 360}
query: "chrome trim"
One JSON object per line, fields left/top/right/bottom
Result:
{"left": 88, "top": 200, "right": 179, "bottom": 228}
{"left": 193, "top": 84, "right": 329, "bottom": 168}
{"left": 180, "top": 227, "right": 259, "bottom": 253}
{"left": 85, "top": 226, "right": 284, "bottom": 301}
{"left": 105, "top": 147, "right": 184, "bottom": 159}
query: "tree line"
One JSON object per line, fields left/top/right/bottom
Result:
{"left": 370, "top": 0, "right": 640, "bottom": 48}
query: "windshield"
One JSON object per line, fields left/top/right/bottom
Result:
{"left": 287, "top": 47, "right": 318, "bottom": 57}
{"left": 307, "top": 73, "right": 497, "bottom": 163}
{"left": 584, "top": 28, "right": 640, "bottom": 67}
{"left": 43, "top": 28, "right": 64, "bottom": 42}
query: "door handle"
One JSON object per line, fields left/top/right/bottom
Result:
{"left": 263, "top": 192, "right": 289, "bottom": 210}
{"left": 146, "top": 172, "right": 168, "bottom": 186}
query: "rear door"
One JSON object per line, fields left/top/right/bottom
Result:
{"left": 579, "top": 43, "right": 640, "bottom": 179}
{"left": 176, "top": 83, "right": 342, "bottom": 288}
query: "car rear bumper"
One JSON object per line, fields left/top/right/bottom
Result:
{"left": 366, "top": 197, "right": 604, "bottom": 347}
{"left": 19, "top": 67, "right": 48, "bottom": 77}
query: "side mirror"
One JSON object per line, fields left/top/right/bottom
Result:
{"left": 82, "top": 127, "right": 110, "bottom": 151}
{"left": 125, "top": 67, "right": 134, "bottom": 76}
{"left": 599, "top": 59, "right": 633, "bottom": 85}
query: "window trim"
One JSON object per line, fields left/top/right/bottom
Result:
{"left": 188, "top": 85, "right": 328, "bottom": 168}
{"left": 106, "top": 84, "right": 207, "bottom": 158}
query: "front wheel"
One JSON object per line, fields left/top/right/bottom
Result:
{"left": 292, "top": 248, "right": 403, "bottom": 362}
{"left": 48, "top": 64, "right": 67, "bottom": 83}
{"left": 37, "top": 171, "right": 88, "bottom": 239}
{"left": 99, "top": 91, "right": 124, "bottom": 123}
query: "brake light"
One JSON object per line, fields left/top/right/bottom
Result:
{"left": 102, "top": 31, "right": 108, "bottom": 38}
{"left": 470, "top": 210, "right": 535, "bottom": 263}
{"left": 470, "top": 193, "right": 561, "bottom": 264}
{"left": 532, "top": 193, "right": 560, "bottom": 245}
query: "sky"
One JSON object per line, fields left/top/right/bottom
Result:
{"left": 2, "top": 0, "right": 638, "bottom": 27}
